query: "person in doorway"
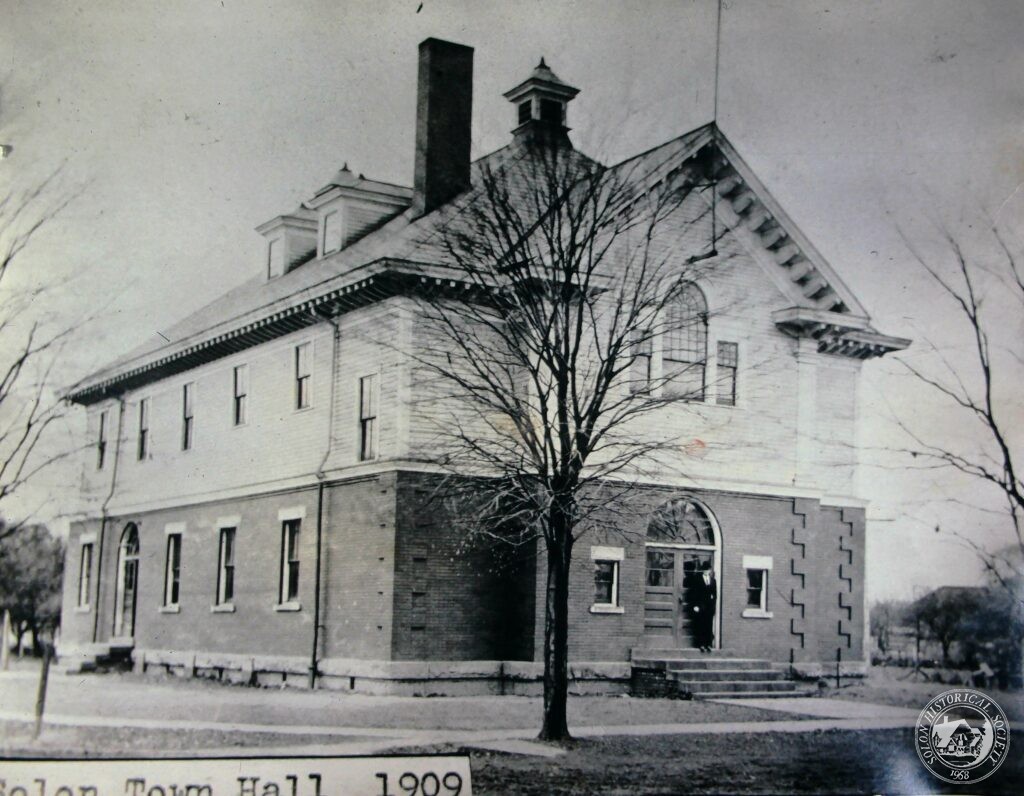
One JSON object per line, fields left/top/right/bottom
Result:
{"left": 692, "top": 560, "right": 717, "bottom": 652}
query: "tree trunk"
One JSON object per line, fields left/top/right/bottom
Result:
{"left": 539, "top": 520, "right": 573, "bottom": 742}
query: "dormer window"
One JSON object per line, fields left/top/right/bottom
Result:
{"left": 322, "top": 210, "right": 343, "bottom": 255}
{"left": 267, "top": 238, "right": 284, "bottom": 279}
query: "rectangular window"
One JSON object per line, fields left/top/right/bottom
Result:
{"left": 295, "top": 343, "right": 311, "bottom": 410}
{"left": 164, "top": 534, "right": 182, "bottom": 607}
{"left": 593, "top": 561, "right": 619, "bottom": 607}
{"left": 323, "top": 210, "right": 343, "bottom": 254}
{"left": 717, "top": 341, "right": 738, "bottom": 406}
{"left": 77, "top": 543, "right": 93, "bottom": 608}
{"left": 182, "top": 382, "right": 194, "bottom": 450}
{"left": 217, "top": 527, "right": 236, "bottom": 605}
{"left": 359, "top": 374, "right": 378, "bottom": 461}
{"left": 746, "top": 569, "right": 766, "bottom": 610}
{"left": 518, "top": 100, "right": 532, "bottom": 125}
{"left": 97, "top": 410, "right": 107, "bottom": 470}
{"left": 279, "top": 519, "right": 301, "bottom": 603}
{"left": 629, "top": 329, "right": 652, "bottom": 394}
{"left": 137, "top": 398, "right": 150, "bottom": 460}
{"left": 233, "top": 365, "right": 248, "bottom": 426}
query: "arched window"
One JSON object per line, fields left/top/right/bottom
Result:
{"left": 663, "top": 283, "right": 707, "bottom": 400}
{"left": 120, "top": 523, "right": 139, "bottom": 556}
{"left": 647, "top": 498, "right": 715, "bottom": 545}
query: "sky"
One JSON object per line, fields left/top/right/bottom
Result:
{"left": 1, "top": 0, "right": 1022, "bottom": 603}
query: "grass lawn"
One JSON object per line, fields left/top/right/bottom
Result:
{"left": 400, "top": 729, "right": 1023, "bottom": 795}
{"left": 822, "top": 665, "right": 1024, "bottom": 720}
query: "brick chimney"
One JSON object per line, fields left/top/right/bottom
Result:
{"left": 412, "top": 38, "right": 473, "bottom": 217}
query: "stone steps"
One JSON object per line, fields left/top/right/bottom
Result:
{"left": 630, "top": 648, "right": 814, "bottom": 700}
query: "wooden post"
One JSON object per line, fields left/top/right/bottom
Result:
{"left": 835, "top": 647, "right": 841, "bottom": 689}
{"left": 33, "top": 639, "right": 52, "bottom": 740}
{"left": 1, "top": 610, "right": 10, "bottom": 671}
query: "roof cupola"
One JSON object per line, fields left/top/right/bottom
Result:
{"left": 503, "top": 57, "right": 579, "bottom": 146}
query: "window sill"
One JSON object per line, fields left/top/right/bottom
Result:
{"left": 742, "top": 608, "right": 773, "bottom": 619}
{"left": 590, "top": 604, "right": 624, "bottom": 615}
{"left": 274, "top": 601, "right": 302, "bottom": 612}
{"left": 294, "top": 405, "right": 314, "bottom": 414}
{"left": 211, "top": 603, "right": 236, "bottom": 613}
{"left": 74, "top": 605, "right": 91, "bottom": 614}
{"left": 159, "top": 605, "right": 181, "bottom": 614}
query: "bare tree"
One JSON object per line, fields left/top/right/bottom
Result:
{"left": 0, "top": 173, "right": 83, "bottom": 539}
{"left": 894, "top": 223, "right": 1023, "bottom": 598}
{"left": 407, "top": 137, "right": 730, "bottom": 740}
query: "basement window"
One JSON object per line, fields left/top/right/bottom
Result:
{"left": 590, "top": 545, "right": 624, "bottom": 614}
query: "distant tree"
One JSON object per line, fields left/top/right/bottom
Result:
{"left": 870, "top": 599, "right": 909, "bottom": 656}
{"left": 908, "top": 588, "right": 985, "bottom": 667}
{"left": 0, "top": 520, "right": 64, "bottom": 655}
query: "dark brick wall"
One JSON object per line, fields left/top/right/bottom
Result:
{"left": 529, "top": 485, "right": 866, "bottom": 665}
{"left": 390, "top": 472, "right": 535, "bottom": 661}
{"left": 320, "top": 474, "right": 397, "bottom": 660}
{"left": 60, "top": 471, "right": 864, "bottom": 669}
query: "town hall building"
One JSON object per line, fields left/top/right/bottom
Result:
{"left": 58, "top": 39, "right": 909, "bottom": 696}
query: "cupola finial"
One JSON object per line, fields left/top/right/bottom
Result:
{"left": 502, "top": 57, "right": 580, "bottom": 146}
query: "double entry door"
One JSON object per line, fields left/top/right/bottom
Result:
{"left": 643, "top": 547, "right": 716, "bottom": 647}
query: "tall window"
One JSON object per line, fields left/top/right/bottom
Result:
{"left": 742, "top": 556, "right": 773, "bottom": 618}
{"left": 163, "top": 533, "right": 182, "bottom": 608}
{"left": 663, "top": 284, "right": 707, "bottom": 400}
{"left": 97, "top": 410, "right": 107, "bottom": 470}
{"left": 279, "top": 519, "right": 301, "bottom": 603}
{"left": 746, "top": 569, "right": 766, "bottom": 611}
{"left": 216, "top": 527, "right": 236, "bottom": 605}
{"left": 295, "top": 343, "right": 311, "bottom": 410}
{"left": 137, "top": 398, "right": 150, "bottom": 460}
{"left": 717, "top": 341, "right": 738, "bottom": 406}
{"left": 629, "top": 329, "right": 652, "bottom": 394}
{"left": 593, "top": 561, "right": 619, "bottom": 607}
{"left": 359, "top": 374, "right": 378, "bottom": 461}
{"left": 182, "top": 382, "right": 195, "bottom": 450}
{"left": 233, "top": 365, "right": 248, "bottom": 426}
{"left": 77, "top": 543, "right": 93, "bottom": 608}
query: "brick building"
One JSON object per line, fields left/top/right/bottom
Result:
{"left": 58, "top": 39, "right": 908, "bottom": 694}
